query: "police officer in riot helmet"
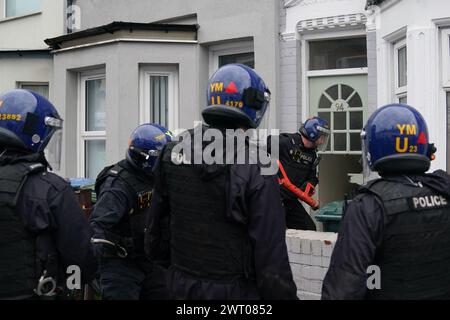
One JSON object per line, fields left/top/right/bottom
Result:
{"left": 322, "top": 103, "right": 450, "bottom": 300}
{"left": 90, "top": 123, "right": 171, "bottom": 300}
{"left": 0, "top": 89, "right": 97, "bottom": 299}
{"left": 268, "top": 117, "right": 330, "bottom": 230}
{"left": 146, "top": 64, "right": 298, "bottom": 300}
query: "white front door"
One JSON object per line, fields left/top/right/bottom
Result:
{"left": 309, "top": 74, "right": 368, "bottom": 206}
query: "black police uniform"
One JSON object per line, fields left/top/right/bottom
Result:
{"left": 90, "top": 159, "right": 169, "bottom": 300}
{"left": 268, "top": 132, "right": 319, "bottom": 230}
{"left": 0, "top": 151, "right": 97, "bottom": 300}
{"left": 146, "top": 126, "right": 298, "bottom": 300}
{"left": 322, "top": 170, "right": 450, "bottom": 300}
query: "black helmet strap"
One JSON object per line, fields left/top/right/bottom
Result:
{"left": 129, "top": 145, "right": 160, "bottom": 161}
{"left": 129, "top": 146, "right": 150, "bottom": 161}
{"left": 22, "top": 112, "right": 40, "bottom": 136}
{"left": 427, "top": 143, "right": 437, "bottom": 160}
{"left": 242, "top": 88, "right": 270, "bottom": 110}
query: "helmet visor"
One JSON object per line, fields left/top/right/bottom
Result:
{"left": 45, "top": 128, "right": 62, "bottom": 171}
{"left": 361, "top": 129, "right": 372, "bottom": 179}
{"left": 254, "top": 90, "right": 271, "bottom": 129}
{"left": 258, "top": 107, "right": 270, "bottom": 130}
{"left": 360, "top": 129, "right": 381, "bottom": 181}
{"left": 315, "top": 126, "right": 330, "bottom": 152}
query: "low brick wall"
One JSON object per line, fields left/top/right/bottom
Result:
{"left": 286, "top": 230, "right": 338, "bottom": 300}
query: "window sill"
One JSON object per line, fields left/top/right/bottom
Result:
{"left": 0, "top": 11, "right": 42, "bottom": 24}
{"left": 307, "top": 68, "right": 368, "bottom": 77}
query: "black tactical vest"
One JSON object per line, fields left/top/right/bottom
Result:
{"left": 0, "top": 162, "right": 45, "bottom": 298}
{"left": 161, "top": 141, "right": 255, "bottom": 281}
{"left": 95, "top": 160, "right": 153, "bottom": 257}
{"left": 362, "top": 177, "right": 450, "bottom": 299}
{"left": 279, "top": 134, "right": 318, "bottom": 195}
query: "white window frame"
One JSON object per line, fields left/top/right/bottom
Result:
{"left": 397, "top": 93, "right": 407, "bottom": 104}
{"left": 139, "top": 65, "right": 179, "bottom": 131}
{"left": 317, "top": 85, "right": 365, "bottom": 155}
{"left": 78, "top": 72, "right": 106, "bottom": 178}
{"left": 302, "top": 30, "right": 368, "bottom": 121}
{"left": 17, "top": 81, "right": 49, "bottom": 97}
{"left": 305, "top": 34, "right": 369, "bottom": 77}
{"left": 208, "top": 40, "right": 254, "bottom": 76}
{"left": 393, "top": 38, "right": 407, "bottom": 101}
{"left": 442, "top": 28, "right": 450, "bottom": 171}
{"left": 442, "top": 28, "right": 450, "bottom": 88}
{"left": 3, "top": 0, "right": 42, "bottom": 19}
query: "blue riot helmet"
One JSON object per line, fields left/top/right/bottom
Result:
{"left": 0, "top": 89, "right": 63, "bottom": 167}
{"left": 126, "top": 123, "right": 172, "bottom": 172}
{"left": 203, "top": 64, "right": 271, "bottom": 129}
{"left": 299, "top": 117, "right": 331, "bottom": 152}
{"left": 361, "top": 104, "right": 436, "bottom": 176}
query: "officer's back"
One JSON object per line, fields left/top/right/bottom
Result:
{"left": 0, "top": 90, "right": 97, "bottom": 300}
{"left": 90, "top": 124, "right": 172, "bottom": 300}
{"left": 147, "top": 64, "right": 297, "bottom": 300}
{"left": 322, "top": 103, "right": 450, "bottom": 300}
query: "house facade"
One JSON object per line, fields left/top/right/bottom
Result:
{"left": 0, "top": 0, "right": 65, "bottom": 98}
{"left": 280, "top": 0, "right": 450, "bottom": 209}
{"left": 2, "top": 0, "right": 449, "bottom": 224}
{"left": 371, "top": 0, "right": 450, "bottom": 174}
{"left": 48, "top": 0, "right": 281, "bottom": 180}
{"left": 280, "top": 0, "right": 371, "bottom": 208}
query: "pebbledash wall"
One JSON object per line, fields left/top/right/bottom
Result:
{"left": 286, "top": 230, "right": 337, "bottom": 300}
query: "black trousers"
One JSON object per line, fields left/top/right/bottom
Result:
{"left": 99, "top": 257, "right": 170, "bottom": 300}
{"left": 282, "top": 198, "right": 317, "bottom": 231}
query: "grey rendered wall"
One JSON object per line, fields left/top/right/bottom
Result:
{"left": 54, "top": 0, "right": 281, "bottom": 178}
{"left": 0, "top": 0, "right": 64, "bottom": 96}
{"left": 197, "top": 44, "right": 210, "bottom": 122}
{"left": 53, "top": 42, "right": 198, "bottom": 177}
{"left": 0, "top": 52, "right": 53, "bottom": 96}
{"left": 0, "top": 0, "right": 65, "bottom": 50}
{"left": 70, "top": 0, "right": 280, "bottom": 128}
